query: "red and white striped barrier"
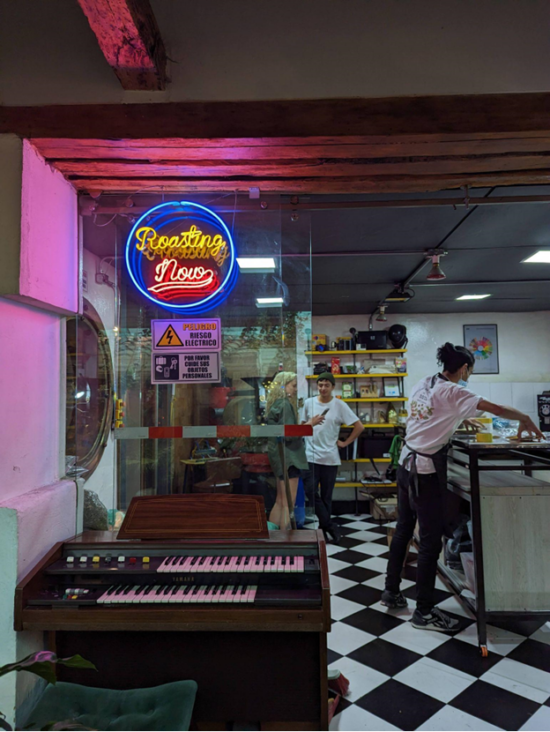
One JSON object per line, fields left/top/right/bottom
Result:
{"left": 114, "top": 424, "right": 313, "bottom": 440}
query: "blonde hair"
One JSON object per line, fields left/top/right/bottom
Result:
{"left": 266, "top": 371, "right": 297, "bottom": 414}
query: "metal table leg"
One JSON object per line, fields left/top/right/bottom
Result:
{"left": 470, "top": 452, "right": 489, "bottom": 656}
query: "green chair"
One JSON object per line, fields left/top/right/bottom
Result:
{"left": 26, "top": 679, "right": 198, "bottom": 731}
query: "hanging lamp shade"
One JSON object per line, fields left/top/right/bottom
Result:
{"left": 427, "top": 254, "right": 446, "bottom": 281}
{"left": 376, "top": 306, "right": 387, "bottom": 322}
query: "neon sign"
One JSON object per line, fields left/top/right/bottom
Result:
{"left": 125, "top": 202, "right": 238, "bottom": 313}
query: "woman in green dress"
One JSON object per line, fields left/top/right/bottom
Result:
{"left": 266, "top": 371, "right": 325, "bottom": 529}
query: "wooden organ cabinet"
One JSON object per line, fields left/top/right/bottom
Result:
{"left": 15, "top": 496, "right": 331, "bottom": 730}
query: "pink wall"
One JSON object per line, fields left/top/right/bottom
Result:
{"left": 0, "top": 298, "right": 62, "bottom": 502}
{"left": 20, "top": 141, "right": 78, "bottom": 315}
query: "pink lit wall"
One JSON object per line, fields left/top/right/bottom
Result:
{"left": 0, "top": 298, "right": 63, "bottom": 502}
{"left": 20, "top": 140, "right": 78, "bottom": 314}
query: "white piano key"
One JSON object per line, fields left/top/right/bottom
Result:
{"left": 97, "top": 586, "right": 114, "bottom": 604}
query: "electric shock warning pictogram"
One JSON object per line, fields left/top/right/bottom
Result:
{"left": 156, "top": 325, "right": 183, "bottom": 348}
{"left": 125, "top": 201, "right": 238, "bottom": 313}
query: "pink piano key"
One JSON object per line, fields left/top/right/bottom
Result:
{"left": 179, "top": 556, "right": 193, "bottom": 572}
{"left": 236, "top": 557, "right": 246, "bottom": 573}
{"left": 203, "top": 586, "right": 215, "bottom": 603}
{"left": 169, "top": 586, "right": 184, "bottom": 603}
{"left": 202, "top": 557, "right": 213, "bottom": 573}
{"left": 211, "top": 585, "right": 222, "bottom": 603}
{"left": 213, "top": 557, "right": 223, "bottom": 571}
{"left": 284, "top": 557, "right": 291, "bottom": 573}
{"left": 264, "top": 557, "right": 273, "bottom": 573}
{"left": 123, "top": 585, "right": 140, "bottom": 603}
{"left": 248, "top": 585, "right": 258, "bottom": 603}
{"left": 276, "top": 556, "right": 284, "bottom": 572}
{"left": 227, "top": 556, "right": 238, "bottom": 572}
{"left": 196, "top": 585, "right": 208, "bottom": 601}
{"left": 218, "top": 557, "right": 229, "bottom": 573}
{"left": 221, "top": 585, "right": 234, "bottom": 602}
{"left": 247, "top": 557, "right": 257, "bottom": 572}
{"left": 256, "top": 557, "right": 265, "bottom": 572}
{"left": 234, "top": 586, "right": 244, "bottom": 602}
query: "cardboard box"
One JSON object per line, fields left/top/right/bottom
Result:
{"left": 371, "top": 496, "right": 398, "bottom": 521}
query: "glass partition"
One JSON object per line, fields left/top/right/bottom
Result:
{"left": 74, "top": 194, "right": 312, "bottom": 529}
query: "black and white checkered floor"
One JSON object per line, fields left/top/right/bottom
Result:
{"left": 327, "top": 514, "right": 550, "bottom": 732}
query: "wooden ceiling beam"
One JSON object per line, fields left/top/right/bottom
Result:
{"left": 76, "top": 0, "right": 166, "bottom": 90}
{"left": 67, "top": 169, "right": 550, "bottom": 194}
{"left": 4, "top": 94, "right": 550, "bottom": 139}
{"left": 53, "top": 153, "right": 550, "bottom": 178}
{"left": 29, "top": 136, "right": 550, "bottom": 161}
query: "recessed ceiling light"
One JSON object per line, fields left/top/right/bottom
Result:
{"left": 522, "top": 251, "right": 550, "bottom": 263}
{"left": 256, "top": 297, "right": 284, "bottom": 308}
{"left": 237, "top": 257, "right": 276, "bottom": 272}
{"left": 456, "top": 294, "right": 491, "bottom": 300}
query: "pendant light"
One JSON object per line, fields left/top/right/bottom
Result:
{"left": 426, "top": 252, "right": 446, "bottom": 281}
{"left": 376, "top": 305, "right": 387, "bottom": 322}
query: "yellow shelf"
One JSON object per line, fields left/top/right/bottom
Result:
{"left": 306, "top": 349, "right": 407, "bottom": 355}
{"left": 341, "top": 458, "right": 391, "bottom": 463}
{"left": 343, "top": 423, "right": 400, "bottom": 428}
{"left": 342, "top": 397, "right": 408, "bottom": 403}
{"left": 306, "top": 374, "right": 407, "bottom": 379}
{"left": 335, "top": 482, "right": 397, "bottom": 489}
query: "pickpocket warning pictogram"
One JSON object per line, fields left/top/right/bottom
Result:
{"left": 156, "top": 325, "right": 183, "bottom": 348}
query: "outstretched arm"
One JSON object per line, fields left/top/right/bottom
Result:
{"left": 477, "top": 400, "right": 544, "bottom": 440}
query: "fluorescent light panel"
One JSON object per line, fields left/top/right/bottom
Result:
{"left": 256, "top": 297, "right": 284, "bottom": 308}
{"left": 237, "top": 257, "right": 276, "bottom": 271}
{"left": 522, "top": 250, "right": 550, "bottom": 263}
{"left": 456, "top": 294, "right": 491, "bottom": 300}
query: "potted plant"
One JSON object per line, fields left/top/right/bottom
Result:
{"left": 0, "top": 652, "right": 96, "bottom": 731}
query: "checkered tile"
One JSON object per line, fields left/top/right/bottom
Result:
{"left": 327, "top": 515, "right": 550, "bottom": 731}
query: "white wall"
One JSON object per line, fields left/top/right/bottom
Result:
{"left": 2, "top": 0, "right": 550, "bottom": 105}
{"left": 314, "top": 311, "right": 550, "bottom": 425}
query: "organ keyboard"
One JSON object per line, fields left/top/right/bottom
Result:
{"left": 14, "top": 496, "right": 330, "bottom": 729}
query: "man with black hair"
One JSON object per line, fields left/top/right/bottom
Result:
{"left": 302, "top": 372, "right": 364, "bottom": 543}
{"left": 382, "top": 342, "right": 544, "bottom": 632}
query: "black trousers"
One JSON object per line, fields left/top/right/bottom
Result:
{"left": 303, "top": 463, "right": 339, "bottom": 530}
{"left": 385, "top": 465, "right": 446, "bottom": 614}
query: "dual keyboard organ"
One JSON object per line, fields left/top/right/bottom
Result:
{"left": 18, "top": 540, "right": 326, "bottom": 614}
{"left": 15, "top": 529, "right": 330, "bottom": 730}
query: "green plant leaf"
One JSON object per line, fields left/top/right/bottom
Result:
{"left": 0, "top": 652, "right": 96, "bottom": 686}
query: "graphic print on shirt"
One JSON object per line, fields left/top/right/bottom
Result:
{"left": 410, "top": 383, "right": 434, "bottom": 421}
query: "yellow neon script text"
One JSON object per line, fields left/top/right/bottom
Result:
{"left": 135, "top": 225, "right": 229, "bottom": 265}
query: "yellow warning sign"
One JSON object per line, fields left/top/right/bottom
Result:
{"left": 156, "top": 325, "right": 183, "bottom": 348}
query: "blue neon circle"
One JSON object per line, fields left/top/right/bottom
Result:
{"left": 125, "top": 201, "right": 238, "bottom": 314}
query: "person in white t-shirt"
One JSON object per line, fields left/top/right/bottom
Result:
{"left": 302, "top": 372, "right": 364, "bottom": 543}
{"left": 382, "top": 342, "right": 544, "bottom": 633}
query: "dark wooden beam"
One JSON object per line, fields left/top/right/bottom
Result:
{"left": 76, "top": 0, "right": 166, "bottom": 90}
{"left": 52, "top": 153, "right": 550, "bottom": 178}
{"left": 3, "top": 94, "right": 550, "bottom": 139}
{"left": 66, "top": 169, "right": 550, "bottom": 194}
